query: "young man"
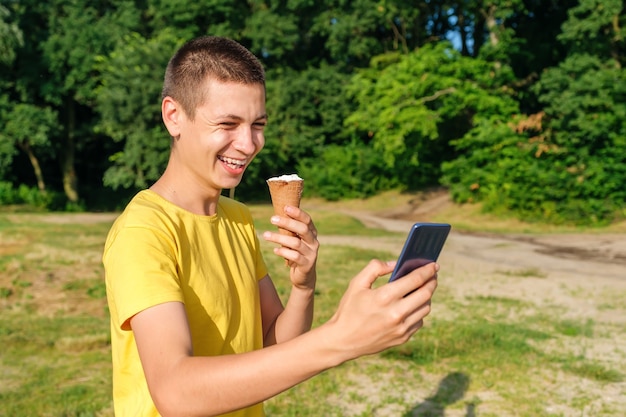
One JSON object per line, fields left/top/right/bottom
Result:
{"left": 103, "top": 36, "right": 439, "bottom": 417}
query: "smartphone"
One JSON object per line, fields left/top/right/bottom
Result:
{"left": 389, "top": 223, "right": 451, "bottom": 282}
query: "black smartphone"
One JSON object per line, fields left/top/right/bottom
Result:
{"left": 388, "top": 223, "right": 451, "bottom": 282}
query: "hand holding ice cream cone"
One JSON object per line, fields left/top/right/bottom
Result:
{"left": 266, "top": 174, "right": 304, "bottom": 237}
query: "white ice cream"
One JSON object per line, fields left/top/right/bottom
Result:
{"left": 267, "top": 174, "right": 303, "bottom": 182}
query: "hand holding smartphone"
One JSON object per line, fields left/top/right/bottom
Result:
{"left": 389, "top": 222, "right": 451, "bottom": 283}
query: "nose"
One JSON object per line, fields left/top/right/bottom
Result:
{"left": 232, "top": 126, "right": 261, "bottom": 155}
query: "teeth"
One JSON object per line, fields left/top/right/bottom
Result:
{"left": 219, "top": 156, "right": 245, "bottom": 167}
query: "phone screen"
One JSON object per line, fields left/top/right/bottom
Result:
{"left": 389, "top": 223, "right": 451, "bottom": 282}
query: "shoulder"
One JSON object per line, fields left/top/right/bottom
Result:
{"left": 104, "top": 190, "right": 180, "bottom": 251}
{"left": 218, "top": 196, "right": 253, "bottom": 220}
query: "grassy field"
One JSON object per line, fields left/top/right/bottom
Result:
{"left": 0, "top": 195, "right": 624, "bottom": 416}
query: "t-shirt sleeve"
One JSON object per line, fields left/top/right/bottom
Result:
{"left": 104, "top": 225, "right": 184, "bottom": 331}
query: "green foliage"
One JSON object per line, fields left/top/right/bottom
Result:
{"left": 95, "top": 30, "right": 183, "bottom": 189}
{"left": 0, "top": 181, "right": 17, "bottom": 204}
{"left": 346, "top": 43, "right": 517, "bottom": 191}
{"left": 2, "top": 0, "right": 143, "bottom": 204}
{"left": 558, "top": 0, "right": 625, "bottom": 64}
{"left": 0, "top": 97, "right": 59, "bottom": 183}
{"left": 298, "top": 141, "right": 394, "bottom": 200}
{"left": 244, "top": 4, "right": 300, "bottom": 64}
{"left": 442, "top": 110, "right": 626, "bottom": 225}
{"left": 41, "top": 0, "right": 138, "bottom": 105}
{"left": 146, "top": 0, "right": 246, "bottom": 40}
{"left": 535, "top": 54, "right": 626, "bottom": 223}
{"left": 237, "top": 65, "right": 355, "bottom": 200}
{"left": 442, "top": 3, "right": 626, "bottom": 226}
{"left": 0, "top": 103, "right": 58, "bottom": 149}
{"left": 1, "top": 0, "right": 625, "bottom": 226}
{"left": 0, "top": 4, "right": 23, "bottom": 65}
{"left": 0, "top": 181, "right": 65, "bottom": 210}
{"left": 310, "top": 0, "right": 427, "bottom": 69}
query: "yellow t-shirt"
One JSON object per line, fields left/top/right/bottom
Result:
{"left": 103, "top": 190, "right": 268, "bottom": 417}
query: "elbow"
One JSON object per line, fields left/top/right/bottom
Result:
{"left": 149, "top": 381, "right": 224, "bottom": 417}
{"left": 149, "top": 381, "right": 193, "bottom": 417}
{"left": 151, "top": 389, "right": 182, "bottom": 417}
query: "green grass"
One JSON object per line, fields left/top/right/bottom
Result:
{"left": 0, "top": 313, "right": 112, "bottom": 416}
{"left": 0, "top": 202, "right": 624, "bottom": 417}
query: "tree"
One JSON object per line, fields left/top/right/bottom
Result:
{"left": 0, "top": 103, "right": 58, "bottom": 192}
{"left": 41, "top": 0, "right": 140, "bottom": 202}
{"left": 442, "top": 0, "right": 626, "bottom": 224}
{"left": 0, "top": 3, "right": 24, "bottom": 178}
{"left": 2, "top": 0, "right": 139, "bottom": 204}
{"left": 237, "top": 65, "right": 355, "bottom": 200}
{"left": 95, "top": 30, "right": 182, "bottom": 190}
{"left": 345, "top": 42, "right": 518, "bottom": 191}
{"left": 311, "top": 0, "right": 429, "bottom": 69}
{"left": 531, "top": 0, "right": 626, "bottom": 222}
{"left": 558, "top": 0, "right": 625, "bottom": 66}
{"left": 0, "top": 3, "right": 22, "bottom": 66}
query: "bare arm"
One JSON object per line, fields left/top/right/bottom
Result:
{"left": 259, "top": 275, "right": 316, "bottom": 346}
{"left": 261, "top": 205, "right": 319, "bottom": 345}
{"left": 131, "top": 260, "right": 438, "bottom": 417}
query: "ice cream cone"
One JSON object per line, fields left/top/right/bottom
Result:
{"left": 266, "top": 174, "right": 304, "bottom": 237}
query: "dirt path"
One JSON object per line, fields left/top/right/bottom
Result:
{"left": 323, "top": 209, "right": 626, "bottom": 282}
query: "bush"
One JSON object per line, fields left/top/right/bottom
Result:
{"left": 298, "top": 142, "right": 395, "bottom": 200}
{"left": 441, "top": 116, "right": 626, "bottom": 226}
{"left": 0, "top": 181, "right": 18, "bottom": 204}
{"left": 0, "top": 182, "right": 67, "bottom": 211}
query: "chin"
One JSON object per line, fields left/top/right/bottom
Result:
{"left": 221, "top": 178, "right": 244, "bottom": 191}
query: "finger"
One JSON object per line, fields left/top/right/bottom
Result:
{"left": 268, "top": 215, "right": 310, "bottom": 240}
{"left": 397, "top": 280, "right": 436, "bottom": 325}
{"left": 284, "top": 207, "right": 318, "bottom": 240}
{"left": 388, "top": 262, "right": 439, "bottom": 297}
{"left": 274, "top": 245, "right": 299, "bottom": 265}
{"left": 263, "top": 229, "right": 299, "bottom": 247}
{"left": 284, "top": 205, "right": 311, "bottom": 224}
{"left": 263, "top": 230, "right": 317, "bottom": 262}
{"left": 403, "top": 301, "right": 431, "bottom": 333}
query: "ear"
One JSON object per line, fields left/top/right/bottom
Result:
{"left": 162, "top": 96, "right": 183, "bottom": 139}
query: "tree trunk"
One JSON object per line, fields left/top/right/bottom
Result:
{"left": 61, "top": 99, "right": 79, "bottom": 203}
{"left": 484, "top": 5, "right": 499, "bottom": 47}
{"left": 18, "top": 141, "right": 46, "bottom": 192}
{"left": 457, "top": 13, "right": 469, "bottom": 56}
{"left": 472, "top": 12, "right": 486, "bottom": 57}
{"left": 611, "top": 15, "right": 622, "bottom": 68}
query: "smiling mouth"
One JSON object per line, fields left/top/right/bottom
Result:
{"left": 218, "top": 155, "right": 246, "bottom": 170}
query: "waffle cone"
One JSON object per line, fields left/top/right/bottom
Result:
{"left": 266, "top": 179, "right": 303, "bottom": 237}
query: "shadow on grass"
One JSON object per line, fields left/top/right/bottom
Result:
{"left": 404, "top": 372, "right": 473, "bottom": 417}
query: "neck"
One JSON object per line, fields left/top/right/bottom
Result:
{"left": 150, "top": 172, "right": 221, "bottom": 216}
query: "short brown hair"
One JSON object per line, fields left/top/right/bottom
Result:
{"left": 162, "top": 36, "right": 265, "bottom": 120}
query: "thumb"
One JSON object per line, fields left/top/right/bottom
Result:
{"left": 352, "top": 259, "right": 396, "bottom": 289}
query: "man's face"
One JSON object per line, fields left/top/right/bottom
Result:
{"left": 171, "top": 79, "right": 267, "bottom": 193}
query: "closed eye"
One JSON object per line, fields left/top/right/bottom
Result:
{"left": 218, "top": 122, "right": 239, "bottom": 131}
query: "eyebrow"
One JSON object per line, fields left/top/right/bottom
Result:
{"left": 220, "top": 113, "right": 268, "bottom": 121}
